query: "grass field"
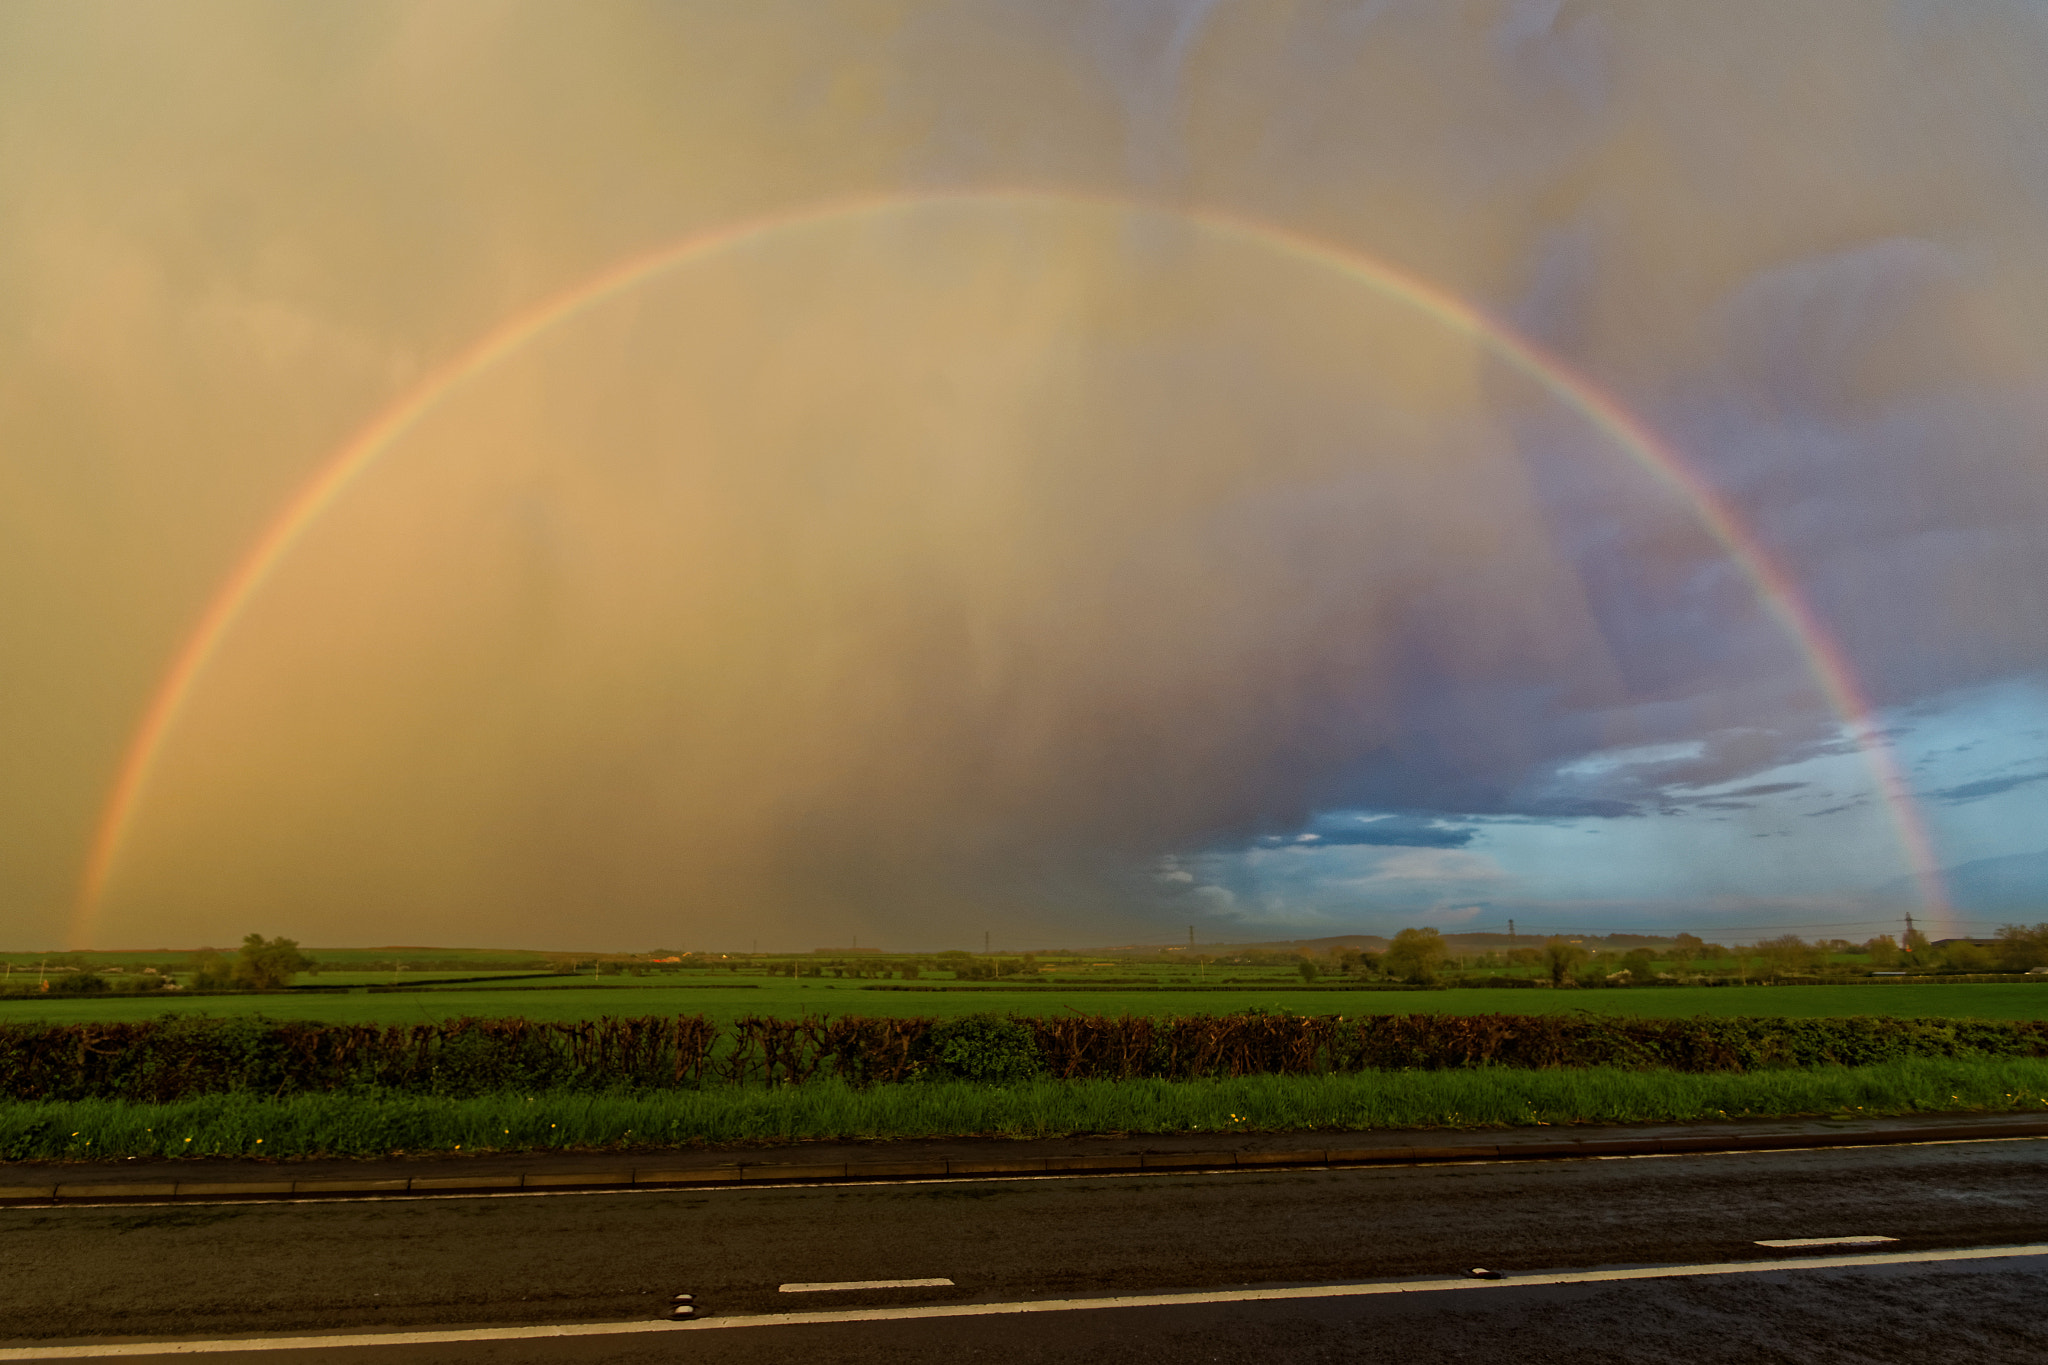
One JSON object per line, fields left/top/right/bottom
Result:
{"left": 2, "top": 979, "right": 2044, "bottom": 1027}
{"left": 6, "top": 1057, "right": 2044, "bottom": 1161}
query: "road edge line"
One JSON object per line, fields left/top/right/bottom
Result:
{"left": 3, "top": 1243, "right": 2044, "bottom": 1357}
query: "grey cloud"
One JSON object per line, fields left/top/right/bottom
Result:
{"left": 1930, "top": 771, "right": 2048, "bottom": 804}
{"left": 1718, "top": 783, "right": 1808, "bottom": 798}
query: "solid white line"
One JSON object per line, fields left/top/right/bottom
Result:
{"left": 779, "top": 1279, "right": 955, "bottom": 1293}
{"left": 3, "top": 1243, "right": 2042, "bottom": 1358}
{"left": 1756, "top": 1236, "right": 1898, "bottom": 1248}
{"left": 16, "top": 1132, "right": 2046, "bottom": 1211}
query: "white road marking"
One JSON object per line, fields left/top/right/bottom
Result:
{"left": 2, "top": 1243, "right": 2042, "bottom": 1358}
{"left": 1755, "top": 1236, "right": 1898, "bottom": 1248}
{"left": 779, "top": 1278, "right": 955, "bottom": 1293}
{"left": 11, "top": 1133, "right": 2044, "bottom": 1211}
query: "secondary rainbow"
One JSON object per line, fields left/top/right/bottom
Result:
{"left": 71, "top": 189, "right": 1952, "bottom": 944}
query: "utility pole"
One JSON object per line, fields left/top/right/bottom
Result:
{"left": 1508, "top": 919, "right": 1515, "bottom": 940}
{"left": 985, "top": 929, "right": 990, "bottom": 955}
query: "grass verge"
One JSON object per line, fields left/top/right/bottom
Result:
{"left": 7, "top": 1057, "right": 2047, "bottom": 1162}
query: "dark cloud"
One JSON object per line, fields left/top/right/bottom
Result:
{"left": 1930, "top": 771, "right": 2048, "bottom": 804}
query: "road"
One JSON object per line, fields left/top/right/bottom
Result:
{"left": 2, "top": 1136, "right": 2045, "bottom": 1362}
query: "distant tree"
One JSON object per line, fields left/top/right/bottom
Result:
{"left": 1621, "top": 948, "right": 1657, "bottom": 979}
{"left": 1865, "top": 934, "right": 1901, "bottom": 969}
{"left": 1754, "top": 934, "right": 1823, "bottom": 975}
{"left": 49, "top": 969, "right": 109, "bottom": 995}
{"left": 1297, "top": 960, "right": 1320, "bottom": 983}
{"left": 1940, "top": 941, "right": 1994, "bottom": 973}
{"left": 190, "top": 951, "right": 236, "bottom": 990}
{"left": 1995, "top": 924, "right": 2048, "bottom": 972}
{"left": 232, "top": 934, "right": 314, "bottom": 991}
{"left": 1384, "top": 928, "right": 1448, "bottom": 985}
{"left": 1542, "top": 938, "right": 1588, "bottom": 986}
{"left": 1668, "top": 933, "right": 1704, "bottom": 973}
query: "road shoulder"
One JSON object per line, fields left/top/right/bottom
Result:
{"left": 5, "top": 1111, "right": 2045, "bottom": 1202}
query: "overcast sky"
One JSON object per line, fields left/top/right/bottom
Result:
{"left": 5, "top": 1, "right": 2047, "bottom": 951}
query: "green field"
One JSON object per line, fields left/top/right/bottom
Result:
{"left": 7, "top": 1057, "right": 2045, "bottom": 1160}
{"left": 4, "top": 979, "right": 2045, "bottom": 1027}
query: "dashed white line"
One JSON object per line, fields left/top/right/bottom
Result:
{"left": 2, "top": 1243, "right": 2042, "bottom": 1358}
{"left": 779, "top": 1278, "right": 955, "bottom": 1293}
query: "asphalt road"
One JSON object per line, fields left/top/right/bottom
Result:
{"left": 3, "top": 1137, "right": 2045, "bottom": 1362}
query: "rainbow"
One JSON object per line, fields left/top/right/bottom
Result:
{"left": 70, "top": 189, "right": 1952, "bottom": 945}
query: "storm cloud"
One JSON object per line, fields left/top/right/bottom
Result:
{"left": 3, "top": 1, "right": 2045, "bottom": 948}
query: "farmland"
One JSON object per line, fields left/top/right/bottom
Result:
{"left": 2, "top": 976, "right": 2045, "bottom": 1027}
{"left": 6, "top": 941, "right": 2045, "bottom": 1159}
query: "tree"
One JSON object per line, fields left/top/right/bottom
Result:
{"left": 1542, "top": 938, "right": 1588, "bottom": 986}
{"left": 1298, "top": 959, "right": 1320, "bottom": 983}
{"left": 1384, "top": 928, "right": 1447, "bottom": 985}
{"left": 1940, "top": 941, "right": 1993, "bottom": 973}
{"left": 190, "top": 950, "right": 236, "bottom": 990}
{"left": 232, "top": 934, "right": 313, "bottom": 991}
{"left": 1669, "top": 933, "right": 1704, "bottom": 973}
{"left": 1865, "top": 934, "right": 1901, "bottom": 968}
{"left": 1621, "top": 948, "right": 1657, "bottom": 979}
{"left": 1754, "top": 934, "right": 1823, "bottom": 975}
{"left": 1995, "top": 924, "right": 2048, "bottom": 972}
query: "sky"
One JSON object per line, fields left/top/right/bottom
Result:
{"left": 3, "top": 1, "right": 2047, "bottom": 951}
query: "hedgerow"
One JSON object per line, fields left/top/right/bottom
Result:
{"left": 4, "top": 1011, "right": 2045, "bottom": 1101}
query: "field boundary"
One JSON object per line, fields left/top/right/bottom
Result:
{"left": 13, "top": 1011, "right": 2046, "bottom": 1102}
{"left": 6, "top": 1114, "right": 2044, "bottom": 1205}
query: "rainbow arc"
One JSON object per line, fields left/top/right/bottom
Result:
{"left": 70, "top": 190, "right": 1951, "bottom": 944}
